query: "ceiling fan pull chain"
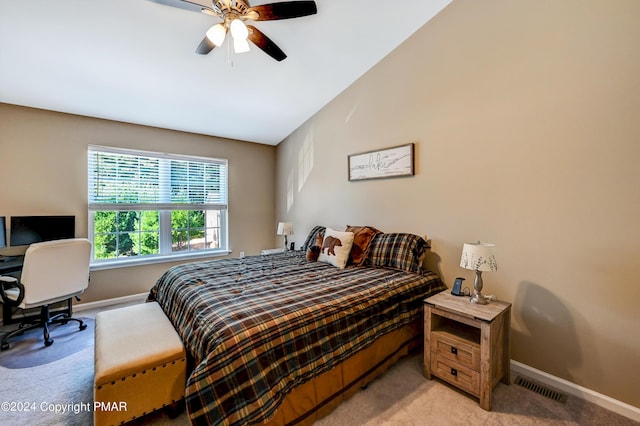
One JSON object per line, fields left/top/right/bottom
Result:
{"left": 227, "top": 34, "right": 235, "bottom": 67}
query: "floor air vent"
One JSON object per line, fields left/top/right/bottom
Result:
{"left": 514, "top": 376, "right": 568, "bottom": 403}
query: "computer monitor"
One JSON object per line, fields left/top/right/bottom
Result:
{"left": 0, "top": 217, "right": 6, "bottom": 249}
{"left": 9, "top": 216, "right": 75, "bottom": 247}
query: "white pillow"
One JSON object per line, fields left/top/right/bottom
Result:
{"left": 318, "top": 227, "right": 354, "bottom": 269}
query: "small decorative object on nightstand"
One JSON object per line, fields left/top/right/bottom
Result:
{"left": 460, "top": 241, "right": 498, "bottom": 304}
{"left": 277, "top": 222, "right": 293, "bottom": 250}
{"left": 423, "top": 291, "right": 511, "bottom": 411}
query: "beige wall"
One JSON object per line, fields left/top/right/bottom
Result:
{"left": 276, "top": 0, "right": 640, "bottom": 408}
{"left": 0, "top": 103, "right": 276, "bottom": 302}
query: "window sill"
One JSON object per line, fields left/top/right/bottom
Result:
{"left": 90, "top": 250, "right": 232, "bottom": 271}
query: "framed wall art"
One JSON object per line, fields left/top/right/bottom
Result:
{"left": 348, "top": 143, "right": 415, "bottom": 181}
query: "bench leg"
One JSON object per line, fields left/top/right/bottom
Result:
{"left": 164, "top": 400, "right": 185, "bottom": 419}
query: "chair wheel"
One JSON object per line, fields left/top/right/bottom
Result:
{"left": 45, "top": 338, "right": 54, "bottom": 347}
{"left": 79, "top": 324, "right": 87, "bottom": 331}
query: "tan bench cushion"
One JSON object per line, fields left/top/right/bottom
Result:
{"left": 94, "top": 301, "right": 185, "bottom": 385}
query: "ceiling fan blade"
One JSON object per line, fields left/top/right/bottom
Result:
{"left": 145, "top": 0, "right": 208, "bottom": 13}
{"left": 246, "top": 1, "right": 317, "bottom": 21}
{"left": 247, "top": 25, "right": 287, "bottom": 61}
{"left": 195, "top": 37, "right": 216, "bottom": 55}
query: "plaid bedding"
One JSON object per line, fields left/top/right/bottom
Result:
{"left": 149, "top": 251, "right": 445, "bottom": 426}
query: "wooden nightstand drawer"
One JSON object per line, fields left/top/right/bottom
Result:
{"left": 431, "top": 331, "right": 480, "bottom": 371}
{"left": 431, "top": 356, "right": 480, "bottom": 396}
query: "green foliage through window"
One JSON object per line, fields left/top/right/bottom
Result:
{"left": 93, "top": 211, "right": 159, "bottom": 259}
{"left": 93, "top": 209, "right": 222, "bottom": 259}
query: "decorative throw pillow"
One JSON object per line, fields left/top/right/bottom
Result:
{"left": 318, "top": 227, "right": 354, "bottom": 269}
{"left": 301, "top": 225, "right": 326, "bottom": 252}
{"left": 305, "top": 232, "right": 324, "bottom": 261}
{"left": 365, "top": 233, "right": 430, "bottom": 274}
{"left": 345, "top": 225, "right": 382, "bottom": 266}
{"left": 306, "top": 245, "right": 321, "bottom": 262}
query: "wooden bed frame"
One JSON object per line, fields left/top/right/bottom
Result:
{"left": 264, "top": 320, "right": 421, "bottom": 425}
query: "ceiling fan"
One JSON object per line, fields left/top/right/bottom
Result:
{"left": 147, "top": 0, "right": 318, "bottom": 61}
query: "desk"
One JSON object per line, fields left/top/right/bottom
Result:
{"left": 0, "top": 256, "right": 24, "bottom": 274}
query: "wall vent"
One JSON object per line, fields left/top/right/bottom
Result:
{"left": 514, "top": 375, "right": 568, "bottom": 403}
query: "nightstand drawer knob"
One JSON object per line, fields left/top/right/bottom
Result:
{"left": 450, "top": 368, "right": 458, "bottom": 376}
{"left": 451, "top": 347, "right": 458, "bottom": 355}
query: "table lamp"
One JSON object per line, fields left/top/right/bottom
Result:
{"left": 459, "top": 241, "right": 498, "bottom": 304}
{"left": 277, "top": 222, "right": 293, "bottom": 250}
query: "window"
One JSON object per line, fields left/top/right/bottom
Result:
{"left": 88, "top": 146, "right": 228, "bottom": 266}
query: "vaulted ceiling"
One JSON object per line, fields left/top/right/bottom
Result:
{"left": 0, "top": 0, "right": 452, "bottom": 145}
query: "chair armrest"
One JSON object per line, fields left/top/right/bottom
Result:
{"left": 0, "top": 276, "right": 24, "bottom": 306}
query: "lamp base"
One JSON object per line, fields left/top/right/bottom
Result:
{"left": 470, "top": 292, "right": 488, "bottom": 305}
{"left": 471, "top": 270, "right": 489, "bottom": 304}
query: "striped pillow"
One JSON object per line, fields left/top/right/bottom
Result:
{"left": 365, "top": 233, "right": 430, "bottom": 274}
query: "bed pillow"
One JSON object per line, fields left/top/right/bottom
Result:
{"left": 305, "top": 233, "right": 324, "bottom": 261}
{"left": 306, "top": 245, "right": 321, "bottom": 261}
{"left": 302, "top": 225, "right": 326, "bottom": 252}
{"left": 318, "top": 227, "right": 354, "bottom": 269}
{"left": 345, "top": 225, "right": 382, "bottom": 266}
{"left": 365, "top": 233, "right": 430, "bottom": 274}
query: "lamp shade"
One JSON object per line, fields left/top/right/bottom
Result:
{"left": 460, "top": 242, "right": 498, "bottom": 272}
{"left": 230, "top": 19, "right": 249, "bottom": 40}
{"left": 233, "top": 38, "right": 250, "bottom": 53}
{"left": 277, "top": 222, "right": 293, "bottom": 236}
{"left": 206, "top": 23, "right": 227, "bottom": 47}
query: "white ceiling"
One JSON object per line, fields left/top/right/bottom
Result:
{"left": 0, "top": 0, "right": 452, "bottom": 145}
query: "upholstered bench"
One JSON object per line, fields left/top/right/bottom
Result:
{"left": 94, "top": 301, "right": 187, "bottom": 426}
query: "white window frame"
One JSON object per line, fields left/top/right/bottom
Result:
{"left": 88, "top": 145, "right": 230, "bottom": 270}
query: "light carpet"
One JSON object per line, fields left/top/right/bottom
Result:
{"left": 0, "top": 303, "right": 636, "bottom": 426}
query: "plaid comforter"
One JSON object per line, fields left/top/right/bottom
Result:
{"left": 149, "top": 251, "right": 445, "bottom": 425}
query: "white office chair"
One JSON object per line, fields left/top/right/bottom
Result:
{"left": 0, "top": 238, "right": 91, "bottom": 350}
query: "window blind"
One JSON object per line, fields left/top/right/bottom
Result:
{"left": 88, "top": 146, "right": 228, "bottom": 211}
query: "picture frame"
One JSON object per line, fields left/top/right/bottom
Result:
{"left": 348, "top": 143, "right": 415, "bottom": 181}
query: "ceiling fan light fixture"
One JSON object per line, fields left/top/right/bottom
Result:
{"left": 206, "top": 23, "right": 227, "bottom": 47}
{"left": 234, "top": 38, "right": 251, "bottom": 53}
{"left": 153, "top": 0, "right": 318, "bottom": 61}
{"left": 230, "top": 19, "right": 249, "bottom": 40}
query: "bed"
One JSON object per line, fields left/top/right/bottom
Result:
{"left": 148, "top": 226, "right": 446, "bottom": 425}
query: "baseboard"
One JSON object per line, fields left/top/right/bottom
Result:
{"left": 511, "top": 360, "right": 640, "bottom": 422}
{"left": 74, "top": 292, "right": 148, "bottom": 312}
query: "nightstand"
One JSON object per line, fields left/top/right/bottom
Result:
{"left": 423, "top": 291, "right": 511, "bottom": 410}
{"left": 260, "top": 248, "right": 285, "bottom": 255}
